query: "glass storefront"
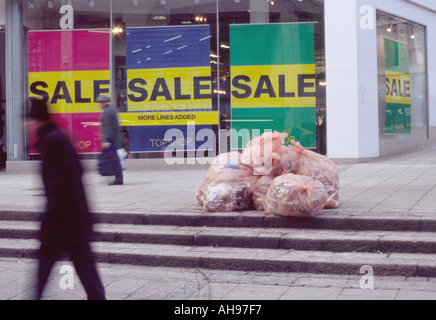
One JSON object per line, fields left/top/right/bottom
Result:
{"left": 0, "top": 26, "right": 5, "bottom": 169}
{"left": 13, "top": 0, "right": 326, "bottom": 162}
{"left": 376, "top": 11, "right": 428, "bottom": 141}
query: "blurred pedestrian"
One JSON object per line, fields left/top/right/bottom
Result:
{"left": 97, "top": 95, "right": 124, "bottom": 185}
{"left": 28, "top": 99, "right": 106, "bottom": 300}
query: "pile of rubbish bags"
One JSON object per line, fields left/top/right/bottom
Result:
{"left": 195, "top": 131, "right": 340, "bottom": 218}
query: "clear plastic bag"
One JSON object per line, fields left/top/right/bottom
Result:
{"left": 204, "top": 151, "right": 244, "bottom": 183}
{"left": 264, "top": 174, "right": 328, "bottom": 217}
{"left": 196, "top": 152, "right": 259, "bottom": 212}
{"left": 292, "top": 141, "right": 340, "bottom": 209}
{"left": 202, "top": 180, "right": 253, "bottom": 212}
{"left": 278, "top": 145, "right": 300, "bottom": 174}
{"left": 241, "top": 131, "right": 288, "bottom": 176}
{"left": 253, "top": 175, "right": 275, "bottom": 211}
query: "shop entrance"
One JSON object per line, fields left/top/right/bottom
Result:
{"left": 0, "top": 28, "right": 5, "bottom": 170}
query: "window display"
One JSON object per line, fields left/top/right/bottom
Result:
{"left": 377, "top": 11, "right": 428, "bottom": 141}
{"left": 18, "top": 0, "right": 326, "bottom": 160}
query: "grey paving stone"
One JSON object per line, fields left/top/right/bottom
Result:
{"left": 279, "top": 287, "right": 343, "bottom": 300}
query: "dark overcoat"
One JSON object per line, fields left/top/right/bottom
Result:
{"left": 35, "top": 121, "right": 95, "bottom": 246}
{"left": 100, "top": 105, "right": 121, "bottom": 150}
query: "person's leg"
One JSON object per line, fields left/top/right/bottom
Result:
{"left": 68, "top": 241, "right": 106, "bottom": 300}
{"left": 109, "top": 171, "right": 123, "bottom": 185}
{"left": 35, "top": 243, "right": 60, "bottom": 300}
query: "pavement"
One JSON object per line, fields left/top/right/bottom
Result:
{"left": 1, "top": 143, "right": 436, "bottom": 300}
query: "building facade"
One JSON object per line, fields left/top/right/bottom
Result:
{"left": 0, "top": 0, "right": 435, "bottom": 171}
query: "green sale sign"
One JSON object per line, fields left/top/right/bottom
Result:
{"left": 384, "top": 38, "right": 411, "bottom": 135}
{"left": 229, "top": 23, "right": 317, "bottom": 149}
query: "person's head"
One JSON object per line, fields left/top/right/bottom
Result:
{"left": 96, "top": 95, "right": 111, "bottom": 110}
{"left": 27, "top": 99, "right": 51, "bottom": 134}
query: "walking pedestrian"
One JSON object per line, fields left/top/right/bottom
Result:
{"left": 97, "top": 95, "right": 124, "bottom": 185}
{"left": 27, "top": 99, "right": 106, "bottom": 300}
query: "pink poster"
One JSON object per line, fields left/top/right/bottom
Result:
{"left": 28, "top": 29, "right": 111, "bottom": 154}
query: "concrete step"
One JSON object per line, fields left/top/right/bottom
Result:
{"left": 2, "top": 210, "right": 435, "bottom": 277}
{"left": 1, "top": 220, "right": 436, "bottom": 254}
{"left": 1, "top": 210, "right": 436, "bottom": 232}
{"left": 1, "top": 238, "right": 436, "bottom": 277}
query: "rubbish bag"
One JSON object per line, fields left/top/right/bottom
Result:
{"left": 198, "top": 168, "right": 259, "bottom": 212}
{"left": 253, "top": 175, "right": 275, "bottom": 211}
{"left": 241, "top": 131, "right": 288, "bottom": 176}
{"left": 264, "top": 174, "right": 328, "bottom": 218}
{"left": 202, "top": 180, "right": 253, "bottom": 212}
{"left": 204, "top": 151, "right": 244, "bottom": 184}
{"left": 279, "top": 145, "right": 300, "bottom": 174}
{"left": 292, "top": 141, "right": 340, "bottom": 209}
{"left": 98, "top": 146, "right": 122, "bottom": 176}
{"left": 196, "top": 152, "right": 259, "bottom": 212}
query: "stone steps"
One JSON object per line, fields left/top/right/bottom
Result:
{"left": 1, "top": 210, "right": 436, "bottom": 231}
{"left": 1, "top": 220, "right": 436, "bottom": 254}
{"left": 1, "top": 210, "right": 436, "bottom": 277}
{"left": 0, "top": 238, "right": 436, "bottom": 277}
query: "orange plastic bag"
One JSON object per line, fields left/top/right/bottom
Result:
{"left": 241, "top": 131, "right": 288, "bottom": 176}
{"left": 291, "top": 141, "right": 340, "bottom": 209}
{"left": 278, "top": 145, "right": 300, "bottom": 174}
{"left": 204, "top": 151, "right": 244, "bottom": 184}
{"left": 264, "top": 174, "right": 328, "bottom": 217}
{"left": 196, "top": 152, "right": 259, "bottom": 212}
{"left": 252, "top": 175, "right": 275, "bottom": 211}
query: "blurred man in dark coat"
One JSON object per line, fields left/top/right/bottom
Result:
{"left": 28, "top": 99, "right": 106, "bottom": 300}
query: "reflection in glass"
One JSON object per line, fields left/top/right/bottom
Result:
{"left": 377, "top": 11, "right": 428, "bottom": 141}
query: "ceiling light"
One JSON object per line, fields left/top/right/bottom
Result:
{"left": 150, "top": 4, "right": 168, "bottom": 20}
{"left": 112, "top": 27, "right": 124, "bottom": 34}
{"left": 132, "top": 0, "right": 138, "bottom": 6}
{"left": 89, "top": 0, "right": 95, "bottom": 7}
{"left": 28, "top": 0, "right": 34, "bottom": 9}
{"left": 387, "top": 24, "right": 393, "bottom": 32}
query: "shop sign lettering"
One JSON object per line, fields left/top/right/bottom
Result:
{"left": 231, "top": 74, "right": 316, "bottom": 99}
{"left": 385, "top": 74, "right": 411, "bottom": 101}
{"left": 29, "top": 80, "right": 110, "bottom": 104}
{"left": 29, "top": 74, "right": 315, "bottom": 104}
{"left": 128, "top": 76, "right": 211, "bottom": 102}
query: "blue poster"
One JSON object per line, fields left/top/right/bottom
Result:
{"left": 126, "top": 25, "right": 215, "bottom": 153}
{"left": 129, "top": 125, "right": 214, "bottom": 153}
{"left": 126, "top": 25, "right": 211, "bottom": 70}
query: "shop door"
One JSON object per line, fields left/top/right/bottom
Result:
{"left": 0, "top": 29, "right": 5, "bottom": 170}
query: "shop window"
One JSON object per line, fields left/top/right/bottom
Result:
{"left": 112, "top": 0, "right": 220, "bottom": 159}
{"left": 21, "top": 0, "right": 326, "bottom": 161}
{"left": 376, "top": 11, "right": 428, "bottom": 141}
{"left": 218, "top": 0, "right": 326, "bottom": 154}
{"left": 24, "top": 0, "right": 111, "bottom": 160}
